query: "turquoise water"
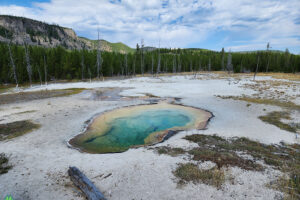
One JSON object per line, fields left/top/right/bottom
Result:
{"left": 78, "top": 109, "right": 193, "bottom": 153}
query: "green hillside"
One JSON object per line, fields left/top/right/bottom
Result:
{"left": 79, "top": 37, "right": 134, "bottom": 54}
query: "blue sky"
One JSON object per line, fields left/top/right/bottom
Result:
{"left": 0, "top": 0, "right": 300, "bottom": 53}
{"left": 0, "top": 0, "right": 48, "bottom": 7}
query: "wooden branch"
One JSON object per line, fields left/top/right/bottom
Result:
{"left": 68, "top": 166, "right": 107, "bottom": 200}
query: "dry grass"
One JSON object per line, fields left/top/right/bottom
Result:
{"left": 158, "top": 134, "right": 300, "bottom": 197}
{"left": 0, "top": 153, "right": 12, "bottom": 175}
{"left": 216, "top": 95, "right": 300, "bottom": 110}
{"left": 156, "top": 146, "right": 186, "bottom": 157}
{"left": 0, "top": 120, "right": 40, "bottom": 141}
{"left": 184, "top": 134, "right": 300, "bottom": 198}
{"left": 269, "top": 175, "right": 300, "bottom": 200}
{"left": 259, "top": 111, "right": 297, "bottom": 133}
{"left": 173, "top": 163, "right": 225, "bottom": 188}
{"left": 143, "top": 93, "right": 160, "bottom": 98}
{"left": 216, "top": 95, "right": 299, "bottom": 134}
{"left": 188, "top": 148, "right": 263, "bottom": 171}
{"left": 0, "top": 88, "right": 85, "bottom": 104}
{"left": 0, "top": 85, "right": 14, "bottom": 94}
{"left": 257, "top": 72, "right": 300, "bottom": 81}
{"left": 14, "top": 110, "right": 37, "bottom": 115}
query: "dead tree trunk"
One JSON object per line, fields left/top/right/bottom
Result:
{"left": 198, "top": 60, "right": 202, "bottom": 72}
{"left": 81, "top": 50, "right": 85, "bottom": 80}
{"left": 208, "top": 58, "right": 211, "bottom": 72}
{"left": 120, "top": 57, "right": 124, "bottom": 78}
{"left": 88, "top": 67, "right": 92, "bottom": 82}
{"left": 96, "top": 29, "right": 102, "bottom": 79}
{"left": 43, "top": 55, "right": 47, "bottom": 85}
{"left": 111, "top": 65, "right": 114, "bottom": 77}
{"left": 253, "top": 54, "right": 260, "bottom": 81}
{"left": 266, "top": 42, "right": 270, "bottom": 72}
{"left": 37, "top": 65, "right": 42, "bottom": 85}
{"left": 221, "top": 47, "right": 225, "bottom": 71}
{"left": 194, "top": 60, "right": 201, "bottom": 79}
{"left": 226, "top": 52, "right": 233, "bottom": 73}
{"left": 68, "top": 167, "right": 106, "bottom": 200}
{"left": 24, "top": 43, "right": 32, "bottom": 86}
{"left": 151, "top": 53, "right": 154, "bottom": 76}
{"left": 133, "top": 55, "right": 136, "bottom": 77}
{"left": 172, "top": 54, "right": 176, "bottom": 74}
{"left": 6, "top": 31, "right": 18, "bottom": 87}
{"left": 140, "top": 39, "right": 144, "bottom": 76}
{"left": 125, "top": 54, "right": 128, "bottom": 76}
{"left": 178, "top": 54, "right": 181, "bottom": 73}
{"left": 156, "top": 48, "right": 161, "bottom": 76}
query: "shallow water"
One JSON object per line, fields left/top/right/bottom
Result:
{"left": 86, "top": 109, "right": 190, "bottom": 149}
{"left": 69, "top": 103, "right": 211, "bottom": 153}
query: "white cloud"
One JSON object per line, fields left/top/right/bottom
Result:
{"left": 0, "top": 0, "right": 299, "bottom": 52}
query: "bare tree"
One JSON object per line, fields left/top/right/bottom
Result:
{"left": 208, "top": 57, "right": 211, "bottom": 71}
{"left": 194, "top": 58, "right": 201, "bottom": 78}
{"left": 172, "top": 53, "right": 176, "bottom": 74}
{"left": 111, "top": 63, "right": 114, "bottom": 77}
{"left": 156, "top": 40, "right": 161, "bottom": 76}
{"left": 193, "top": 59, "right": 199, "bottom": 79}
{"left": 253, "top": 53, "right": 260, "bottom": 81}
{"left": 6, "top": 30, "right": 18, "bottom": 87}
{"left": 88, "top": 67, "right": 92, "bottom": 82}
{"left": 24, "top": 38, "right": 32, "bottom": 86}
{"left": 177, "top": 53, "right": 181, "bottom": 73}
{"left": 240, "top": 57, "right": 243, "bottom": 73}
{"left": 198, "top": 58, "right": 202, "bottom": 72}
{"left": 151, "top": 53, "right": 154, "bottom": 76}
{"left": 266, "top": 42, "right": 271, "bottom": 72}
{"left": 164, "top": 58, "right": 167, "bottom": 73}
{"left": 124, "top": 53, "right": 128, "bottom": 76}
{"left": 36, "top": 65, "right": 42, "bottom": 85}
{"left": 43, "top": 55, "right": 48, "bottom": 85}
{"left": 285, "top": 48, "right": 290, "bottom": 69}
{"left": 226, "top": 51, "right": 233, "bottom": 73}
{"left": 96, "top": 29, "right": 102, "bottom": 79}
{"left": 81, "top": 48, "right": 85, "bottom": 80}
{"left": 133, "top": 55, "right": 136, "bottom": 76}
{"left": 140, "top": 39, "right": 144, "bottom": 75}
{"left": 221, "top": 47, "right": 225, "bottom": 71}
{"left": 120, "top": 56, "right": 124, "bottom": 77}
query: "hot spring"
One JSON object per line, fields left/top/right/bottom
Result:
{"left": 69, "top": 102, "right": 212, "bottom": 154}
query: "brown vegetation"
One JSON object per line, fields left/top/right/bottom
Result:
{"left": 259, "top": 111, "right": 297, "bottom": 133}
{"left": 0, "top": 153, "right": 12, "bottom": 174}
{"left": 0, "top": 88, "right": 85, "bottom": 104}
{"left": 174, "top": 163, "right": 225, "bottom": 188}
{"left": 0, "top": 120, "right": 40, "bottom": 141}
{"left": 157, "top": 134, "right": 300, "bottom": 197}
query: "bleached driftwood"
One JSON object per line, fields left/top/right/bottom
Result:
{"left": 68, "top": 166, "right": 106, "bottom": 200}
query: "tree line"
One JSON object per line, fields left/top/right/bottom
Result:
{"left": 0, "top": 42, "right": 299, "bottom": 85}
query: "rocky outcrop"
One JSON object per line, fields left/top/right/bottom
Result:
{"left": 0, "top": 15, "right": 133, "bottom": 53}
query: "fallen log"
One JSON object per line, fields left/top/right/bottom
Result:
{"left": 68, "top": 166, "right": 107, "bottom": 200}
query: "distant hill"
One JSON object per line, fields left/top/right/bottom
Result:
{"left": 0, "top": 15, "right": 134, "bottom": 53}
{"left": 141, "top": 46, "right": 157, "bottom": 52}
{"left": 79, "top": 37, "right": 135, "bottom": 53}
{"left": 235, "top": 50, "right": 285, "bottom": 54}
{"left": 186, "top": 48, "right": 214, "bottom": 52}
